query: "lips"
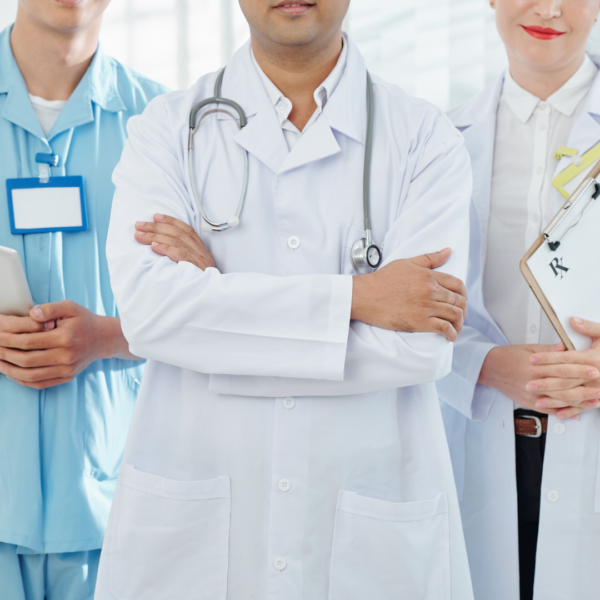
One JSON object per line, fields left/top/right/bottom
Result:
{"left": 274, "top": 1, "right": 315, "bottom": 16}
{"left": 522, "top": 25, "right": 565, "bottom": 40}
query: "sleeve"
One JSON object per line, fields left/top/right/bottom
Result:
{"left": 107, "top": 96, "right": 352, "bottom": 382}
{"left": 436, "top": 201, "right": 499, "bottom": 420}
{"left": 107, "top": 97, "right": 471, "bottom": 391}
{"left": 209, "top": 114, "right": 475, "bottom": 397}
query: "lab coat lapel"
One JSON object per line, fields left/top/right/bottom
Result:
{"left": 449, "top": 74, "right": 504, "bottom": 265}
{"left": 550, "top": 58, "right": 600, "bottom": 211}
{"left": 278, "top": 115, "right": 341, "bottom": 173}
{"left": 219, "top": 42, "right": 290, "bottom": 174}
{"left": 234, "top": 107, "right": 290, "bottom": 174}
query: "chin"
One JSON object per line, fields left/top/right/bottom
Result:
{"left": 516, "top": 46, "right": 570, "bottom": 71}
{"left": 267, "top": 23, "right": 321, "bottom": 46}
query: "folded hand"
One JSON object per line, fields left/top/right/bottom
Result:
{"left": 135, "top": 214, "right": 216, "bottom": 270}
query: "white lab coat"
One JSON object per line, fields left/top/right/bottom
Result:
{"left": 94, "top": 38, "right": 475, "bottom": 600}
{"left": 438, "top": 57, "right": 600, "bottom": 600}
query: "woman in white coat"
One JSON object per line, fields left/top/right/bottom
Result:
{"left": 439, "top": 1, "right": 600, "bottom": 599}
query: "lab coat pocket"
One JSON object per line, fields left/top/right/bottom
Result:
{"left": 109, "top": 465, "right": 231, "bottom": 600}
{"left": 328, "top": 491, "right": 450, "bottom": 600}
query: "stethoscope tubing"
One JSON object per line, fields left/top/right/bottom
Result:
{"left": 188, "top": 68, "right": 250, "bottom": 231}
{"left": 187, "top": 65, "right": 381, "bottom": 271}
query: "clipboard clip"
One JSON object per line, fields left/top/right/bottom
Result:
{"left": 544, "top": 178, "right": 600, "bottom": 251}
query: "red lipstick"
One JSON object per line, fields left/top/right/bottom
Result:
{"left": 522, "top": 25, "right": 565, "bottom": 40}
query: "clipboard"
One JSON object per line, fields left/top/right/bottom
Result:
{"left": 520, "top": 160, "right": 600, "bottom": 351}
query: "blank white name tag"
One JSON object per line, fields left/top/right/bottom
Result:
{"left": 6, "top": 176, "right": 88, "bottom": 234}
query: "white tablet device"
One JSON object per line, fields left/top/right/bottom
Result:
{"left": 0, "top": 245, "right": 33, "bottom": 317}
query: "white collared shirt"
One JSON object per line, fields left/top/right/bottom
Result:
{"left": 251, "top": 37, "right": 348, "bottom": 150}
{"left": 483, "top": 56, "right": 598, "bottom": 372}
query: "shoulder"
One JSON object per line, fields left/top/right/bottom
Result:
{"left": 129, "top": 69, "right": 219, "bottom": 128}
{"left": 446, "top": 75, "right": 504, "bottom": 129}
{"left": 122, "top": 69, "right": 221, "bottom": 153}
{"left": 372, "top": 76, "right": 466, "bottom": 163}
{"left": 105, "top": 54, "right": 171, "bottom": 114}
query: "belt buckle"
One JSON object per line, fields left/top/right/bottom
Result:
{"left": 520, "top": 415, "right": 543, "bottom": 438}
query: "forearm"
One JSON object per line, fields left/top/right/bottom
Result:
{"left": 111, "top": 256, "right": 352, "bottom": 379}
{"left": 99, "top": 316, "right": 140, "bottom": 361}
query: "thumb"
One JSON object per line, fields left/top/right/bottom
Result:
{"left": 571, "top": 317, "right": 600, "bottom": 341}
{"left": 30, "top": 300, "right": 78, "bottom": 323}
{"left": 409, "top": 248, "right": 451, "bottom": 270}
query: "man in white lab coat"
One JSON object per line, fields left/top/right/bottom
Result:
{"left": 95, "top": 1, "right": 475, "bottom": 598}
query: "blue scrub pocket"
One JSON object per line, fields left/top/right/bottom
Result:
{"left": 83, "top": 360, "right": 140, "bottom": 481}
{"left": 108, "top": 466, "right": 231, "bottom": 600}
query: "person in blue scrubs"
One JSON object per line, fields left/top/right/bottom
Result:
{"left": 0, "top": 1, "right": 167, "bottom": 599}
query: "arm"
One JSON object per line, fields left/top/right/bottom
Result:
{"left": 107, "top": 99, "right": 470, "bottom": 389}
{"left": 436, "top": 200, "right": 499, "bottom": 419}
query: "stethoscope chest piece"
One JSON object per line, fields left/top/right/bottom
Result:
{"left": 351, "top": 236, "right": 382, "bottom": 274}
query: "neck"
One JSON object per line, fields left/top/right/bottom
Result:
{"left": 10, "top": 9, "right": 102, "bottom": 101}
{"left": 251, "top": 31, "right": 343, "bottom": 131}
{"left": 507, "top": 51, "right": 587, "bottom": 101}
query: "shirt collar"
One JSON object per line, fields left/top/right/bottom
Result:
{"left": 251, "top": 34, "right": 348, "bottom": 124}
{"left": 0, "top": 25, "right": 126, "bottom": 140}
{"left": 502, "top": 54, "right": 598, "bottom": 123}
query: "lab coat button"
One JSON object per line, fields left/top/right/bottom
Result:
{"left": 539, "top": 123, "right": 547, "bottom": 131}
{"left": 530, "top": 325, "right": 537, "bottom": 334}
{"left": 554, "top": 423, "right": 566, "bottom": 435}
{"left": 536, "top": 166, "right": 543, "bottom": 175}
{"left": 288, "top": 236, "right": 300, "bottom": 249}
{"left": 547, "top": 490, "right": 559, "bottom": 503}
{"left": 283, "top": 397, "right": 296, "bottom": 409}
{"left": 278, "top": 479, "right": 291, "bottom": 492}
{"left": 274, "top": 557, "right": 287, "bottom": 571}
{"left": 532, "top": 213, "right": 540, "bottom": 223}
{"left": 539, "top": 102, "right": 548, "bottom": 111}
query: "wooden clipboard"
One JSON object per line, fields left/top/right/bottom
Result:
{"left": 519, "top": 160, "right": 600, "bottom": 351}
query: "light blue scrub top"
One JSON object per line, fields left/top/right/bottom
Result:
{"left": 0, "top": 26, "right": 168, "bottom": 554}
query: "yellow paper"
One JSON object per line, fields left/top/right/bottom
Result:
{"left": 552, "top": 142, "right": 600, "bottom": 199}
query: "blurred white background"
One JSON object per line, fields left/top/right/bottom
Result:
{"left": 1, "top": 0, "right": 600, "bottom": 110}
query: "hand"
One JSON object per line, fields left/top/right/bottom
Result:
{"left": 0, "top": 313, "right": 54, "bottom": 335}
{"left": 350, "top": 248, "right": 467, "bottom": 341}
{"left": 479, "top": 343, "right": 599, "bottom": 419}
{"left": 135, "top": 214, "right": 216, "bottom": 270}
{"left": 527, "top": 317, "right": 600, "bottom": 419}
{"left": 0, "top": 301, "right": 135, "bottom": 390}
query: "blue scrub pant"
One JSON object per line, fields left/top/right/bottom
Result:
{"left": 0, "top": 543, "right": 101, "bottom": 600}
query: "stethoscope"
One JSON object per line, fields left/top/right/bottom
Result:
{"left": 188, "top": 68, "right": 382, "bottom": 274}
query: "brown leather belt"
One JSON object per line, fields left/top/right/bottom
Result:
{"left": 515, "top": 415, "right": 548, "bottom": 438}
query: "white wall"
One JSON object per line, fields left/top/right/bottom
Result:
{"left": 1, "top": 0, "right": 600, "bottom": 111}
{"left": 0, "top": 0, "right": 17, "bottom": 32}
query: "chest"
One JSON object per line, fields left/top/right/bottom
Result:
{"left": 188, "top": 118, "right": 411, "bottom": 277}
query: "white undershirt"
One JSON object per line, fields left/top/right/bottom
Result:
{"left": 251, "top": 37, "right": 348, "bottom": 151}
{"left": 29, "top": 94, "right": 67, "bottom": 138}
{"left": 483, "top": 56, "right": 597, "bottom": 408}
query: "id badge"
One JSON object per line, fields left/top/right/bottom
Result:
{"left": 6, "top": 176, "right": 88, "bottom": 235}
